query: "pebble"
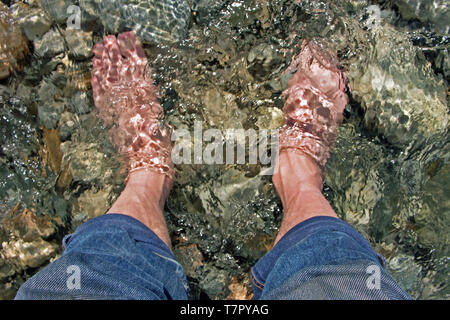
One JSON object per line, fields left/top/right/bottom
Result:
{"left": 64, "top": 29, "right": 93, "bottom": 60}
{"left": 34, "top": 29, "right": 65, "bottom": 59}
{"left": 10, "top": 2, "right": 52, "bottom": 40}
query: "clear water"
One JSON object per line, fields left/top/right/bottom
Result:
{"left": 0, "top": 0, "right": 448, "bottom": 300}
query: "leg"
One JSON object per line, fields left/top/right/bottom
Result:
{"left": 108, "top": 169, "right": 172, "bottom": 248}
{"left": 251, "top": 41, "right": 410, "bottom": 300}
{"left": 91, "top": 32, "right": 174, "bottom": 248}
{"left": 15, "top": 32, "right": 187, "bottom": 300}
{"left": 272, "top": 150, "right": 336, "bottom": 245}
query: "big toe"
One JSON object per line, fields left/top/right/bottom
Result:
{"left": 117, "top": 31, "right": 146, "bottom": 60}
{"left": 104, "top": 35, "right": 122, "bottom": 64}
{"left": 117, "top": 31, "right": 148, "bottom": 79}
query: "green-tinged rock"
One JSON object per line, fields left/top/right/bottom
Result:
{"left": 415, "top": 163, "right": 450, "bottom": 250}
{"left": 58, "top": 111, "right": 78, "bottom": 141}
{"left": 199, "top": 266, "right": 230, "bottom": 299}
{"left": 247, "top": 43, "right": 283, "bottom": 80}
{"left": 34, "top": 29, "right": 65, "bottom": 59}
{"left": 37, "top": 0, "right": 72, "bottom": 24}
{"left": 38, "top": 102, "right": 64, "bottom": 129}
{"left": 388, "top": 253, "right": 422, "bottom": 293}
{"left": 69, "top": 91, "right": 94, "bottom": 115}
{"left": 64, "top": 29, "right": 93, "bottom": 60}
{"left": 60, "top": 141, "right": 113, "bottom": 184}
{"left": 347, "top": 24, "right": 448, "bottom": 147}
{"left": 325, "top": 124, "right": 389, "bottom": 236}
{"left": 10, "top": 2, "right": 52, "bottom": 41}
{"left": 39, "top": 0, "right": 192, "bottom": 44}
{"left": 394, "top": 0, "right": 449, "bottom": 34}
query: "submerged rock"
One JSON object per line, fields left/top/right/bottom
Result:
{"left": 247, "top": 43, "right": 283, "bottom": 80}
{"left": 37, "top": 80, "right": 65, "bottom": 129}
{"left": 68, "top": 91, "right": 94, "bottom": 115}
{"left": 0, "top": 209, "right": 61, "bottom": 298}
{"left": 10, "top": 2, "right": 52, "bottom": 41}
{"left": 202, "top": 88, "right": 247, "bottom": 129}
{"left": 434, "top": 49, "right": 449, "bottom": 81}
{"left": 189, "top": 0, "right": 227, "bottom": 25}
{"left": 227, "top": 277, "right": 253, "bottom": 300}
{"left": 60, "top": 141, "right": 113, "bottom": 184}
{"left": 199, "top": 265, "right": 230, "bottom": 299}
{"left": 0, "top": 3, "right": 29, "bottom": 79}
{"left": 34, "top": 29, "right": 65, "bottom": 59}
{"left": 72, "top": 186, "right": 113, "bottom": 229}
{"left": 64, "top": 29, "right": 93, "bottom": 60}
{"left": 39, "top": 0, "right": 192, "bottom": 44}
{"left": 58, "top": 111, "right": 78, "bottom": 141}
{"left": 0, "top": 86, "right": 44, "bottom": 219}
{"left": 38, "top": 102, "right": 64, "bottom": 129}
{"left": 173, "top": 241, "right": 204, "bottom": 276}
{"left": 325, "top": 124, "right": 386, "bottom": 235}
{"left": 2, "top": 238, "right": 59, "bottom": 269}
{"left": 388, "top": 253, "right": 422, "bottom": 293}
{"left": 37, "top": 0, "right": 72, "bottom": 24}
{"left": 394, "top": 0, "right": 449, "bottom": 34}
{"left": 347, "top": 23, "right": 448, "bottom": 148}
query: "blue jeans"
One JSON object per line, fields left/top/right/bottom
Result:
{"left": 15, "top": 214, "right": 411, "bottom": 300}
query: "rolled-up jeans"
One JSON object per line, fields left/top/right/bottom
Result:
{"left": 15, "top": 214, "right": 411, "bottom": 300}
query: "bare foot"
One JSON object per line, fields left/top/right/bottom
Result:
{"left": 91, "top": 32, "right": 173, "bottom": 247}
{"left": 273, "top": 41, "right": 348, "bottom": 244}
{"left": 91, "top": 31, "right": 174, "bottom": 192}
{"left": 280, "top": 40, "right": 348, "bottom": 170}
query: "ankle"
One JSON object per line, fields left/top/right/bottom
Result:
{"left": 126, "top": 170, "right": 172, "bottom": 208}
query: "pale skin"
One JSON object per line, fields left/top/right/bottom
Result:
{"left": 271, "top": 150, "right": 337, "bottom": 244}
{"left": 107, "top": 169, "right": 173, "bottom": 248}
{"left": 101, "top": 96, "right": 336, "bottom": 250}
{"left": 93, "top": 32, "right": 339, "bottom": 250}
{"left": 108, "top": 149, "right": 337, "bottom": 249}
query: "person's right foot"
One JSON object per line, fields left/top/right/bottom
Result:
{"left": 279, "top": 40, "right": 348, "bottom": 171}
{"left": 91, "top": 32, "right": 174, "bottom": 183}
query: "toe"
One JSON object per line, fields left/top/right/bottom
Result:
{"left": 117, "top": 31, "right": 148, "bottom": 79}
{"left": 92, "top": 46, "right": 104, "bottom": 82}
{"left": 117, "top": 31, "right": 137, "bottom": 59}
{"left": 102, "top": 35, "right": 121, "bottom": 84}
{"left": 92, "top": 42, "right": 104, "bottom": 59}
{"left": 100, "top": 41, "right": 113, "bottom": 87}
{"left": 104, "top": 35, "right": 122, "bottom": 64}
{"left": 91, "top": 42, "right": 105, "bottom": 103}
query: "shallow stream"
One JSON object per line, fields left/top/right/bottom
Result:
{"left": 0, "top": 0, "right": 448, "bottom": 299}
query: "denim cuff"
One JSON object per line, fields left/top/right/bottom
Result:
{"left": 63, "top": 213, "right": 176, "bottom": 261}
{"left": 251, "top": 216, "right": 385, "bottom": 295}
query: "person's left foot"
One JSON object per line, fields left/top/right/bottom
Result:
{"left": 279, "top": 40, "right": 348, "bottom": 171}
{"left": 91, "top": 32, "right": 174, "bottom": 182}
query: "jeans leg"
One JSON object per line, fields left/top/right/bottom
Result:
{"left": 251, "top": 216, "right": 411, "bottom": 300}
{"left": 15, "top": 214, "right": 189, "bottom": 300}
